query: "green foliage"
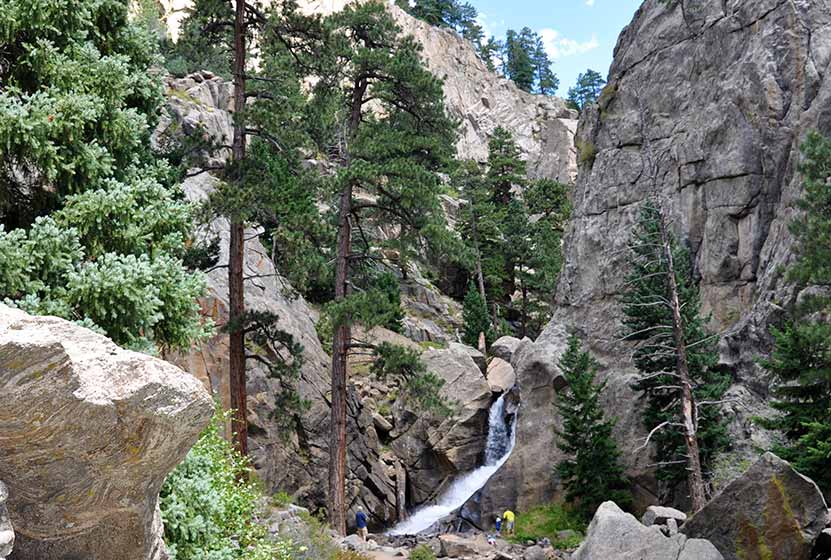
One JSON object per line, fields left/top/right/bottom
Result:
{"left": 160, "top": 409, "right": 295, "bottom": 560}
{"left": 409, "top": 545, "right": 437, "bottom": 560}
{"left": 621, "top": 200, "right": 730, "bottom": 497}
{"left": 374, "top": 273, "right": 405, "bottom": 333}
{"left": 162, "top": 0, "right": 234, "bottom": 78}
{"left": 760, "top": 131, "right": 831, "bottom": 496}
{"left": 0, "top": 0, "right": 164, "bottom": 222}
{"left": 0, "top": 0, "right": 208, "bottom": 351}
{"left": 509, "top": 504, "right": 586, "bottom": 547}
{"left": 462, "top": 283, "right": 492, "bottom": 347}
{"left": 567, "top": 69, "right": 605, "bottom": 111}
{"left": 555, "top": 335, "right": 631, "bottom": 520}
{"left": 371, "top": 342, "right": 451, "bottom": 417}
{"left": 503, "top": 29, "right": 535, "bottom": 92}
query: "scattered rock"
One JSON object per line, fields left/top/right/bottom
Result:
{"left": 642, "top": 506, "right": 687, "bottom": 527}
{"left": 491, "top": 336, "right": 523, "bottom": 362}
{"left": 439, "top": 534, "right": 487, "bottom": 558}
{"left": 0, "top": 303, "right": 213, "bottom": 560}
{"left": 373, "top": 412, "right": 394, "bottom": 433}
{"left": 523, "top": 545, "right": 547, "bottom": 560}
{"left": 682, "top": 453, "right": 829, "bottom": 560}
{"left": 0, "top": 482, "right": 12, "bottom": 559}
{"left": 487, "top": 357, "right": 517, "bottom": 393}
{"left": 341, "top": 534, "right": 364, "bottom": 551}
{"left": 573, "top": 502, "right": 722, "bottom": 560}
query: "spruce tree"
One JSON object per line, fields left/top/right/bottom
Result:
{"left": 567, "top": 69, "right": 605, "bottom": 111}
{"left": 532, "top": 35, "right": 559, "bottom": 95}
{"left": 0, "top": 0, "right": 208, "bottom": 351}
{"left": 760, "top": 131, "right": 831, "bottom": 494}
{"left": 462, "top": 282, "right": 493, "bottom": 347}
{"left": 621, "top": 200, "right": 730, "bottom": 510}
{"left": 555, "top": 335, "right": 630, "bottom": 520}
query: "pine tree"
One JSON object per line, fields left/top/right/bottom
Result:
{"left": 410, "top": 0, "right": 456, "bottom": 27}
{"left": 477, "top": 36, "right": 502, "bottom": 72}
{"left": 503, "top": 29, "right": 535, "bottom": 92}
{"left": 567, "top": 69, "right": 605, "bottom": 111}
{"left": 555, "top": 335, "right": 631, "bottom": 520}
{"left": 317, "top": 1, "right": 457, "bottom": 533}
{"left": 486, "top": 127, "right": 527, "bottom": 206}
{"left": 532, "top": 35, "right": 559, "bottom": 95}
{"left": 164, "top": 0, "right": 234, "bottom": 78}
{"left": 621, "top": 200, "right": 730, "bottom": 511}
{"left": 760, "top": 131, "right": 831, "bottom": 495}
{"left": 462, "top": 283, "right": 492, "bottom": 347}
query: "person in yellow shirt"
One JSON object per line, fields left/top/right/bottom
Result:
{"left": 502, "top": 510, "right": 515, "bottom": 535}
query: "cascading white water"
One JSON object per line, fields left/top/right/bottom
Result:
{"left": 388, "top": 394, "right": 517, "bottom": 535}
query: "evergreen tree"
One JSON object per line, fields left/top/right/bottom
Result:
{"left": 503, "top": 29, "right": 535, "bottom": 92}
{"left": 462, "top": 283, "right": 492, "bottom": 347}
{"left": 477, "top": 36, "right": 502, "bottom": 72}
{"left": 621, "top": 200, "right": 730, "bottom": 510}
{"left": 164, "top": 0, "right": 234, "bottom": 78}
{"left": 567, "top": 68, "right": 605, "bottom": 111}
{"left": 760, "top": 131, "right": 831, "bottom": 495}
{"left": 555, "top": 335, "right": 630, "bottom": 520}
{"left": 316, "top": 1, "right": 457, "bottom": 533}
{"left": 410, "top": 0, "right": 456, "bottom": 27}
{"left": 532, "top": 35, "right": 559, "bottom": 95}
{"left": 0, "top": 0, "right": 208, "bottom": 351}
{"left": 455, "top": 3, "right": 483, "bottom": 47}
{"left": 486, "top": 127, "right": 527, "bottom": 206}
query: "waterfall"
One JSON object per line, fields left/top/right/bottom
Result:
{"left": 388, "top": 393, "right": 517, "bottom": 535}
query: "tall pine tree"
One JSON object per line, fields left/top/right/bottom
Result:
{"left": 555, "top": 335, "right": 630, "bottom": 520}
{"left": 567, "top": 68, "right": 605, "bottom": 111}
{"left": 621, "top": 200, "right": 730, "bottom": 511}
{"left": 760, "top": 131, "right": 831, "bottom": 495}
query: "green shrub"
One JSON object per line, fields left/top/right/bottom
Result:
{"left": 410, "top": 545, "right": 437, "bottom": 560}
{"left": 160, "top": 409, "right": 293, "bottom": 560}
{"left": 510, "top": 504, "right": 586, "bottom": 547}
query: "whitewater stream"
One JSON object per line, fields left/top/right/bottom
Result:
{"left": 388, "top": 393, "right": 517, "bottom": 535}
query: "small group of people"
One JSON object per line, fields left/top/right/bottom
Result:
{"left": 487, "top": 509, "right": 515, "bottom": 545}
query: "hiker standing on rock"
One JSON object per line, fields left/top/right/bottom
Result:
{"left": 356, "top": 506, "right": 368, "bottom": 541}
{"left": 502, "top": 510, "right": 515, "bottom": 535}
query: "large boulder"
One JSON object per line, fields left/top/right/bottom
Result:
{"left": 487, "top": 358, "right": 517, "bottom": 393}
{"left": 0, "top": 304, "right": 213, "bottom": 560}
{"left": 0, "top": 483, "right": 12, "bottom": 559}
{"left": 549, "top": 0, "right": 831, "bottom": 500}
{"left": 491, "top": 336, "right": 523, "bottom": 363}
{"left": 682, "top": 453, "right": 829, "bottom": 560}
{"left": 573, "top": 502, "right": 723, "bottom": 560}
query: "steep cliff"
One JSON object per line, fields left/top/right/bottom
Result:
{"left": 157, "top": 0, "right": 578, "bottom": 181}
{"left": 512, "top": 0, "right": 831, "bottom": 506}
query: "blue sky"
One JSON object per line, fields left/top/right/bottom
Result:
{"left": 470, "top": 0, "right": 643, "bottom": 95}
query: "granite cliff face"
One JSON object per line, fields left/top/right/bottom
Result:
{"left": 522, "top": 0, "right": 831, "bottom": 503}
{"left": 157, "top": 0, "right": 578, "bottom": 181}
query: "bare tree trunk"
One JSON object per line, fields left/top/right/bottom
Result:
{"left": 328, "top": 78, "right": 367, "bottom": 536}
{"left": 470, "top": 210, "right": 488, "bottom": 306}
{"left": 328, "top": 182, "right": 351, "bottom": 536}
{"left": 658, "top": 214, "right": 706, "bottom": 513}
{"left": 229, "top": 0, "right": 248, "bottom": 458}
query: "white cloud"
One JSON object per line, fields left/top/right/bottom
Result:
{"left": 539, "top": 28, "right": 600, "bottom": 59}
{"left": 585, "top": 0, "right": 596, "bottom": 6}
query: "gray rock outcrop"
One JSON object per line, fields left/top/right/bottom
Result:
{"left": 682, "top": 453, "right": 829, "bottom": 560}
{"left": 491, "top": 336, "right": 523, "bottom": 363}
{"left": 573, "top": 502, "right": 723, "bottom": 560}
{"left": 0, "top": 303, "right": 213, "bottom": 560}
{"left": 547, "top": 0, "right": 831, "bottom": 500}
{"left": 0, "top": 483, "right": 12, "bottom": 559}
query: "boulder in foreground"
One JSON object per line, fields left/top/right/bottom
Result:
{"left": 0, "top": 304, "right": 213, "bottom": 560}
{"left": 682, "top": 452, "right": 829, "bottom": 560}
{"left": 573, "top": 501, "right": 722, "bottom": 560}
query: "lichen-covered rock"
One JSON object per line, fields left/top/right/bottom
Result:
{"left": 573, "top": 502, "right": 722, "bottom": 560}
{"left": 0, "top": 482, "right": 13, "bottom": 559}
{"left": 0, "top": 304, "right": 213, "bottom": 560}
{"left": 682, "top": 453, "right": 829, "bottom": 560}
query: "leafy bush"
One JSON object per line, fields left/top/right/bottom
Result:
{"left": 510, "top": 504, "right": 586, "bottom": 547}
{"left": 409, "top": 544, "right": 437, "bottom": 560}
{"left": 160, "top": 409, "right": 292, "bottom": 560}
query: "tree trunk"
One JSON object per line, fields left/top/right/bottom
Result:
{"left": 229, "top": 0, "right": 248, "bottom": 458}
{"left": 328, "top": 182, "right": 352, "bottom": 536}
{"left": 470, "top": 209, "right": 488, "bottom": 306}
{"left": 659, "top": 215, "right": 706, "bottom": 513}
{"left": 328, "top": 77, "right": 367, "bottom": 536}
